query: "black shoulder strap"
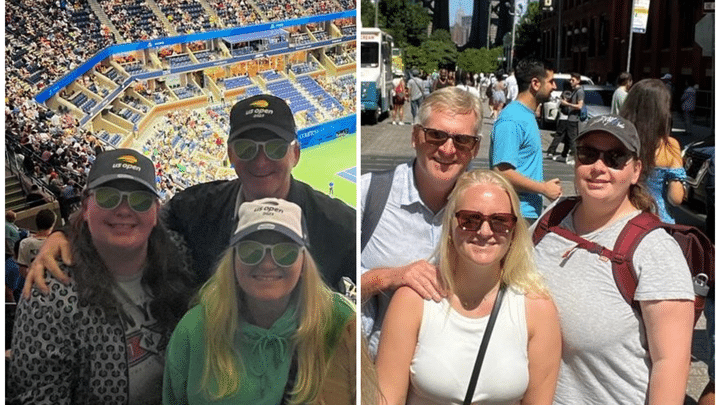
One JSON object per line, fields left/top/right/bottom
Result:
{"left": 463, "top": 285, "right": 506, "bottom": 405}
{"left": 361, "top": 169, "right": 395, "bottom": 252}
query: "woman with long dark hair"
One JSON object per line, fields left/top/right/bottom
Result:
{"left": 620, "top": 78, "right": 685, "bottom": 223}
{"left": 9, "top": 149, "right": 195, "bottom": 404}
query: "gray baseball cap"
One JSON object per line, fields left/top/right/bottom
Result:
{"left": 577, "top": 115, "right": 640, "bottom": 155}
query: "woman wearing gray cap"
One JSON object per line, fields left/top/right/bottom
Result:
{"left": 532, "top": 115, "right": 694, "bottom": 404}
{"left": 8, "top": 149, "right": 195, "bottom": 404}
{"left": 163, "top": 198, "right": 355, "bottom": 405}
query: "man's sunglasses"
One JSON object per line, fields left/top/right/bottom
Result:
{"left": 455, "top": 210, "right": 517, "bottom": 234}
{"left": 235, "top": 241, "right": 302, "bottom": 267}
{"left": 232, "top": 139, "right": 296, "bottom": 161}
{"left": 575, "top": 145, "right": 634, "bottom": 170}
{"left": 91, "top": 187, "right": 155, "bottom": 213}
{"left": 418, "top": 126, "right": 479, "bottom": 151}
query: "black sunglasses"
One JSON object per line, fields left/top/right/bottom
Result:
{"left": 418, "top": 126, "right": 479, "bottom": 151}
{"left": 575, "top": 146, "right": 634, "bottom": 170}
{"left": 455, "top": 210, "right": 517, "bottom": 234}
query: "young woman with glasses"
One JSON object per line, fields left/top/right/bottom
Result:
{"left": 533, "top": 115, "right": 695, "bottom": 404}
{"left": 375, "top": 169, "right": 561, "bottom": 405}
{"left": 163, "top": 198, "right": 355, "bottom": 405}
{"left": 8, "top": 149, "right": 195, "bottom": 404}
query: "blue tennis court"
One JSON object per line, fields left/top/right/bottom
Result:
{"left": 337, "top": 167, "right": 356, "bottom": 183}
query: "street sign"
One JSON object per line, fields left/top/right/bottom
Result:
{"left": 704, "top": 2, "right": 714, "bottom": 13}
{"left": 695, "top": 14, "right": 714, "bottom": 56}
{"left": 631, "top": 0, "right": 651, "bottom": 33}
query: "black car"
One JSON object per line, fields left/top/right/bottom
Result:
{"left": 682, "top": 135, "right": 714, "bottom": 214}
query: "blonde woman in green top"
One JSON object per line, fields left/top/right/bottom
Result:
{"left": 163, "top": 198, "right": 355, "bottom": 404}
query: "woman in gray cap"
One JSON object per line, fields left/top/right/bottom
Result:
{"left": 163, "top": 198, "right": 355, "bottom": 405}
{"left": 533, "top": 115, "right": 694, "bottom": 404}
{"left": 8, "top": 149, "right": 195, "bottom": 404}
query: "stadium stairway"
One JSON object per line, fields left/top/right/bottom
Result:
{"left": 88, "top": 0, "right": 122, "bottom": 43}
{"left": 5, "top": 175, "right": 25, "bottom": 212}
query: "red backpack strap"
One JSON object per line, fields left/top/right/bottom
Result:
{"left": 532, "top": 197, "right": 581, "bottom": 245}
{"left": 610, "top": 212, "right": 662, "bottom": 314}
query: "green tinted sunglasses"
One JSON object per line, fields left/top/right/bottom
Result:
{"left": 232, "top": 139, "right": 295, "bottom": 161}
{"left": 91, "top": 187, "right": 155, "bottom": 213}
{"left": 235, "top": 241, "right": 302, "bottom": 267}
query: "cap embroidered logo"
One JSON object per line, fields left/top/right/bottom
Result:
{"left": 117, "top": 155, "right": 138, "bottom": 164}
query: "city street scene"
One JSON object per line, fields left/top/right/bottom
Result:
{"left": 361, "top": 0, "right": 714, "bottom": 404}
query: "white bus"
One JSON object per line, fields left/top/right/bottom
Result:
{"left": 360, "top": 28, "right": 394, "bottom": 124}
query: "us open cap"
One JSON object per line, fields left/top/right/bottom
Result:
{"left": 86, "top": 149, "right": 159, "bottom": 197}
{"left": 230, "top": 198, "right": 307, "bottom": 246}
{"left": 228, "top": 95, "right": 297, "bottom": 143}
{"left": 577, "top": 115, "right": 641, "bottom": 155}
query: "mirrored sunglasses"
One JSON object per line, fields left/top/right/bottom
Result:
{"left": 235, "top": 241, "right": 302, "bottom": 267}
{"left": 232, "top": 139, "right": 294, "bottom": 161}
{"left": 419, "top": 126, "right": 479, "bottom": 151}
{"left": 92, "top": 187, "right": 155, "bottom": 213}
{"left": 455, "top": 210, "right": 517, "bottom": 234}
{"left": 575, "top": 145, "right": 634, "bottom": 170}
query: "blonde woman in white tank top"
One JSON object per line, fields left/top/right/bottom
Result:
{"left": 375, "top": 170, "right": 561, "bottom": 405}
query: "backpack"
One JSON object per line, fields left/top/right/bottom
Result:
{"left": 579, "top": 104, "right": 588, "bottom": 121}
{"left": 361, "top": 169, "right": 395, "bottom": 252}
{"left": 532, "top": 197, "right": 714, "bottom": 324}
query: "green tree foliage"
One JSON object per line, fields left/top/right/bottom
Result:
{"left": 404, "top": 45, "right": 437, "bottom": 74}
{"left": 513, "top": 2, "right": 543, "bottom": 63}
{"left": 360, "top": 0, "right": 376, "bottom": 28}
{"left": 457, "top": 47, "right": 505, "bottom": 74}
{"left": 377, "top": 0, "right": 431, "bottom": 47}
{"left": 421, "top": 39, "right": 458, "bottom": 71}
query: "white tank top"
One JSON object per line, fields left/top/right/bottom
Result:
{"left": 408, "top": 287, "right": 529, "bottom": 405}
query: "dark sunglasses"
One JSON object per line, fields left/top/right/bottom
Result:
{"left": 235, "top": 241, "right": 302, "bottom": 267}
{"left": 419, "top": 126, "right": 479, "bottom": 151}
{"left": 91, "top": 187, "right": 155, "bottom": 213}
{"left": 575, "top": 145, "right": 634, "bottom": 170}
{"left": 455, "top": 210, "right": 517, "bottom": 234}
{"left": 232, "top": 139, "right": 295, "bottom": 161}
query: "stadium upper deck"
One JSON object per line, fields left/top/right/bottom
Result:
{"left": 6, "top": 0, "right": 355, "bottom": 98}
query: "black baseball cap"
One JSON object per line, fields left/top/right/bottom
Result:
{"left": 86, "top": 149, "right": 159, "bottom": 197}
{"left": 228, "top": 95, "right": 297, "bottom": 143}
{"left": 577, "top": 115, "right": 641, "bottom": 155}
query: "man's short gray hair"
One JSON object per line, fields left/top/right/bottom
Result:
{"left": 416, "top": 87, "right": 483, "bottom": 136}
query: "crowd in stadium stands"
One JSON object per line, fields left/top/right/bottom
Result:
{"left": 158, "top": 0, "right": 219, "bottom": 34}
{"left": 317, "top": 74, "right": 356, "bottom": 114}
{"left": 207, "top": 0, "right": 261, "bottom": 27}
{"left": 143, "top": 108, "right": 234, "bottom": 202}
{"left": 6, "top": 0, "right": 114, "bottom": 93}
{"left": 99, "top": 0, "right": 170, "bottom": 42}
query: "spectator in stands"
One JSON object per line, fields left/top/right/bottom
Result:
{"left": 163, "top": 198, "right": 355, "bottom": 404}
{"left": 26, "top": 95, "right": 356, "bottom": 301}
{"left": 8, "top": 149, "right": 195, "bottom": 404}
{"left": 6, "top": 240, "right": 24, "bottom": 303}
{"left": 5, "top": 210, "right": 23, "bottom": 249}
{"left": 16, "top": 209, "right": 56, "bottom": 276}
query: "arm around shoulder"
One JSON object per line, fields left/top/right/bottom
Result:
{"left": 375, "top": 286, "right": 425, "bottom": 405}
{"left": 522, "top": 293, "right": 561, "bottom": 405}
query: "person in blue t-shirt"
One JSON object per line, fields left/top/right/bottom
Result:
{"left": 489, "top": 58, "right": 563, "bottom": 222}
